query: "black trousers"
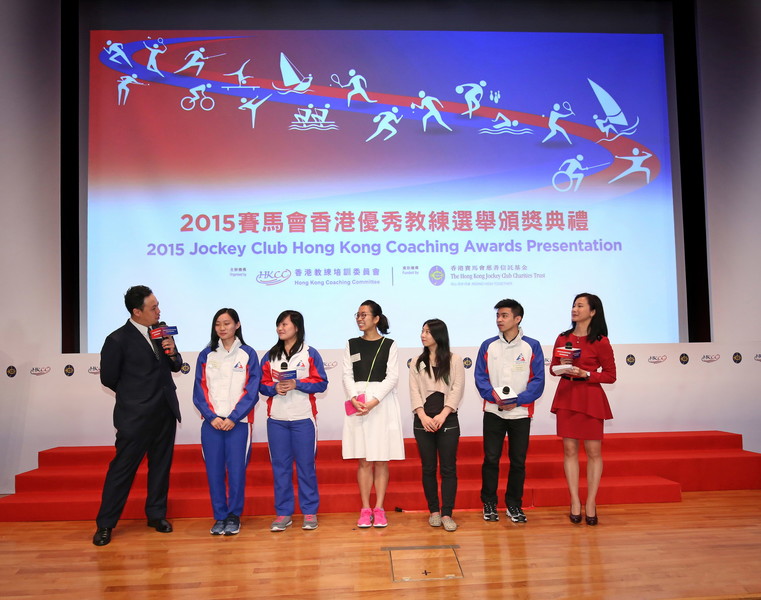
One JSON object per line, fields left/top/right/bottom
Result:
{"left": 96, "top": 404, "right": 177, "bottom": 528}
{"left": 480, "top": 411, "right": 531, "bottom": 508}
{"left": 413, "top": 412, "right": 460, "bottom": 516}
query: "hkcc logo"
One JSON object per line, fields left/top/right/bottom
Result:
{"left": 256, "top": 269, "right": 292, "bottom": 286}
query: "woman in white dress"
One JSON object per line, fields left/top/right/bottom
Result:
{"left": 342, "top": 300, "right": 404, "bottom": 528}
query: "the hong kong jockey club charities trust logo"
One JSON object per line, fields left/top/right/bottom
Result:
{"left": 429, "top": 265, "right": 445, "bottom": 286}
{"left": 256, "top": 269, "right": 291, "bottom": 286}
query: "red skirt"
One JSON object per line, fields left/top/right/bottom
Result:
{"left": 556, "top": 408, "right": 604, "bottom": 441}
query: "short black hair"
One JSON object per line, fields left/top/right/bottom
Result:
{"left": 124, "top": 285, "right": 153, "bottom": 315}
{"left": 494, "top": 298, "right": 524, "bottom": 319}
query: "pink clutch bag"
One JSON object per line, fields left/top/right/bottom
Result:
{"left": 345, "top": 393, "right": 366, "bottom": 416}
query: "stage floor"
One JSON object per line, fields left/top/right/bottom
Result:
{"left": 2, "top": 490, "right": 760, "bottom": 600}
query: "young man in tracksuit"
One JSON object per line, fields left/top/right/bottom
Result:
{"left": 474, "top": 298, "right": 545, "bottom": 523}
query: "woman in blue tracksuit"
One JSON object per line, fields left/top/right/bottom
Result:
{"left": 193, "top": 308, "right": 260, "bottom": 536}
{"left": 259, "top": 310, "right": 328, "bottom": 532}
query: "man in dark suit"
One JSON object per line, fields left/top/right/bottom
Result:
{"left": 92, "top": 285, "right": 183, "bottom": 546}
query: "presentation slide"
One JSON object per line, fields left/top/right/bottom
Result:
{"left": 86, "top": 29, "right": 678, "bottom": 352}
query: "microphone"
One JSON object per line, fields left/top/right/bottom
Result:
{"left": 554, "top": 341, "right": 580, "bottom": 360}
{"left": 497, "top": 385, "right": 516, "bottom": 410}
{"left": 149, "top": 321, "right": 178, "bottom": 354}
{"left": 275, "top": 360, "right": 297, "bottom": 381}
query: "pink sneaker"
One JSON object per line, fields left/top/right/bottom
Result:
{"left": 357, "top": 508, "right": 373, "bottom": 528}
{"left": 372, "top": 507, "right": 388, "bottom": 528}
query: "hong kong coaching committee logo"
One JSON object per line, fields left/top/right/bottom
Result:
{"left": 256, "top": 269, "right": 291, "bottom": 286}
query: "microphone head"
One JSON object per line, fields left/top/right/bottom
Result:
{"left": 280, "top": 362, "right": 288, "bottom": 370}
{"left": 149, "top": 321, "right": 166, "bottom": 332}
{"left": 502, "top": 386, "right": 511, "bottom": 395}
{"left": 565, "top": 342, "right": 573, "bottom": 348}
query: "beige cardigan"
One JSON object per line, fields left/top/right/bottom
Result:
{"left": 408, "top": 352, "right": 465, "bottom": 414}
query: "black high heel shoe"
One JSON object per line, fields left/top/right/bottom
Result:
{"left": 569, "top": 505, "right": 582, "bottom": 524}
{"left": 585, "top": 514, "right": 598, "bottom": 526}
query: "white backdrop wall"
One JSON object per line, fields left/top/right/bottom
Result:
{"left": 1, "top": 0, "right": 760, "bottom": 494}
{"left": 1, "top": 344, "right": 760, "bottom": 493}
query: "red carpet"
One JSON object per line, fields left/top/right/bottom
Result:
{"left": 1, "top": 431, "right": 759, "bottom": 521}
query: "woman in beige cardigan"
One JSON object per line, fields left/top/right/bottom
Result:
{"left": 409, "top": 319, "right": 465, "bottom": 531}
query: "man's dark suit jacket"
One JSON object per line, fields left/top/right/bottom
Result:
{"left": 100, "top": 319, "right": 182, "bottom": 433}
{"left": 96, "top": 319, "right": 183, "bottom": 527}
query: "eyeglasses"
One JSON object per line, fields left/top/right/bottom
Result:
{"left": 354, "top": 312, "right": 371, "bottom": 320}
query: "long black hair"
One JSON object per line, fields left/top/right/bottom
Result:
{"left": 415, "top": 318, "right": 452, "bottom": 384}
{"left": 268, "top": 310, "right": 305, "bottom": 361}
{"left": 561, "top": 293, "right": 609, "bottom": 342}
{"left": 209, "top": 308, "right": 245, "bottom": 351}
{"left": 360, "top": 299, "right": 390, "bottom": 334}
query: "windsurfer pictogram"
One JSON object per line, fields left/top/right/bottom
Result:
{"left": 273, "top": 52, "right": 313, "bottom": 94}
{"left": 588, "top": 79, "right": 640, "bottom": 142}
